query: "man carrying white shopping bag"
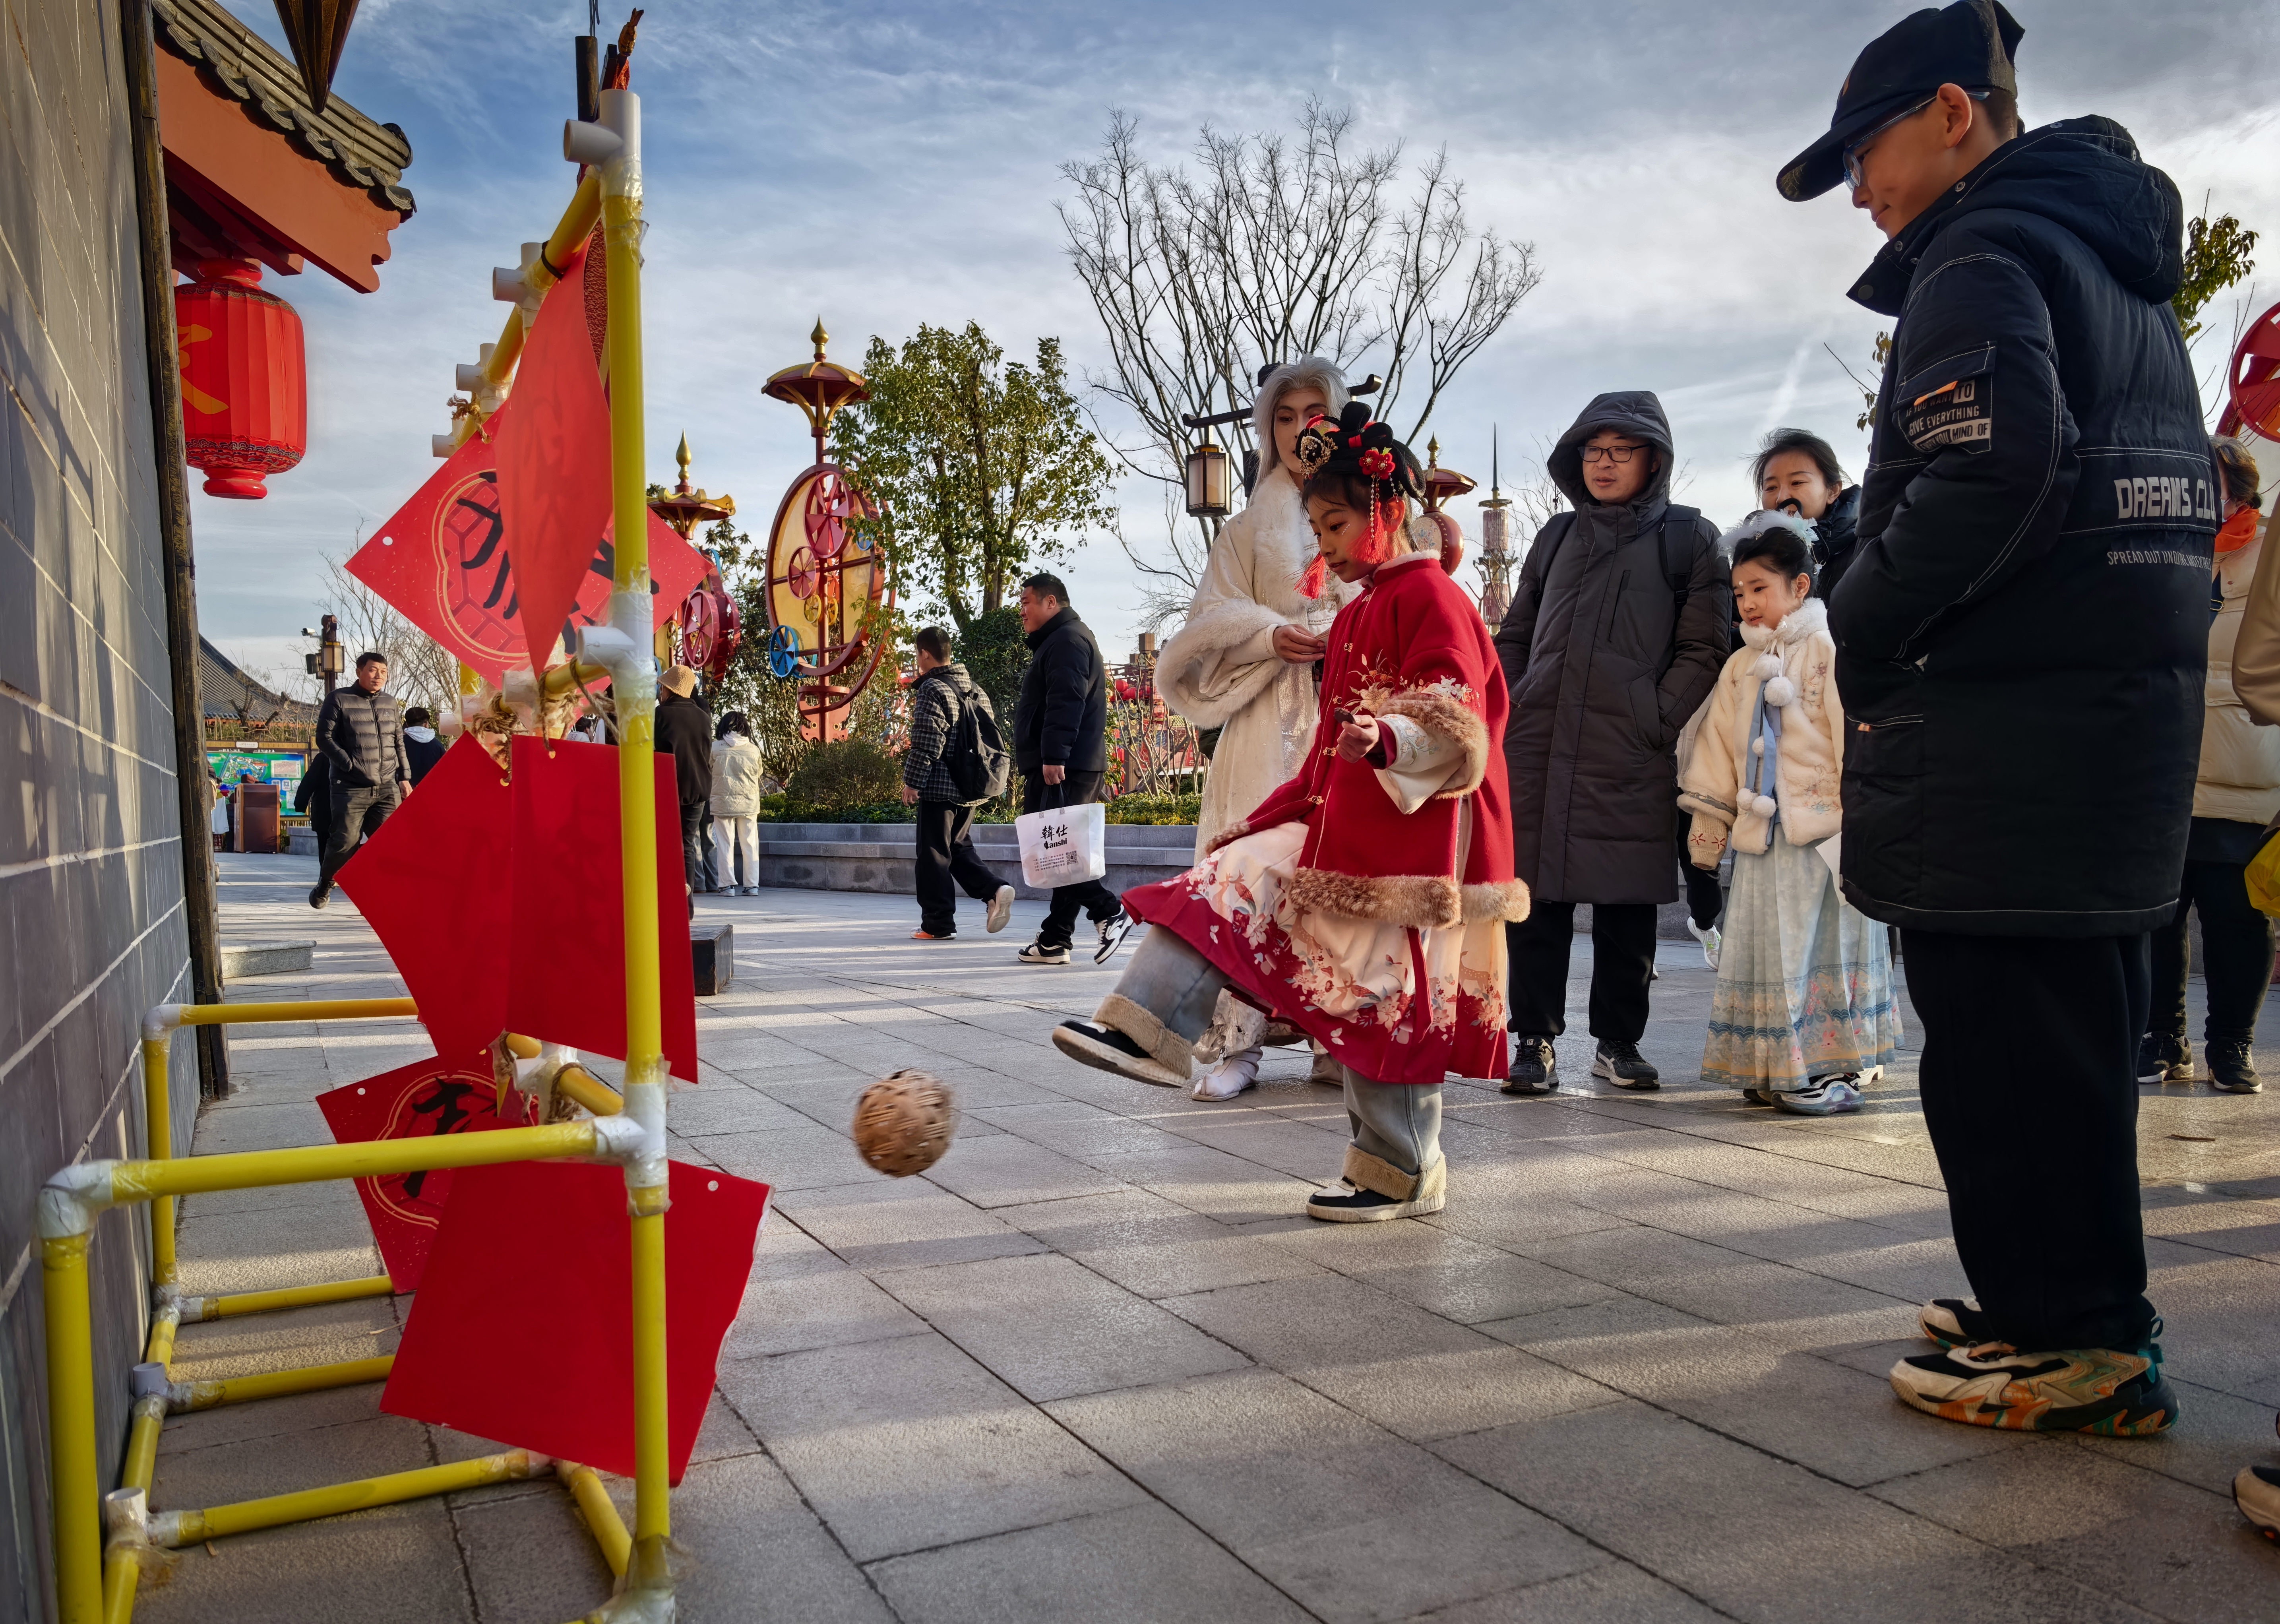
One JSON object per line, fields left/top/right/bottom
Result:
{"left": 1011, "top": 573, "right": 1131, "bottom": 966}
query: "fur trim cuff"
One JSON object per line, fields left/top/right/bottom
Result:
{"left": 1205, "top": 819, "right": 1253, "bottom": 856}
{"left": 1343, "top": 1145, "right": 1420, "bottom": 1200}
{"left": 1095, "top": 994, "right": 1195, "bottom": 1083}
{"left": 1459, "top": 878, "right": 1531, "bottom": 922}
{"left": 1287, "top": 867, "right": 1460, "bottom": 928}
{"left": 1369, "top": 684, "right": 1490, "bottom": 797}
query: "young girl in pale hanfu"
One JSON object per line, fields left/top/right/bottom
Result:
{"left": 1052, "top": 404, "right": 1527, "bottom": 1219}
{"left": 1156, "top": 358, "right": 1359, "bottom": 1100}
{"left": 1679, "top": 512, "right": 1898, "bottom": 1115}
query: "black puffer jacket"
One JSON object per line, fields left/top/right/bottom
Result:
{"left": 653, "top": 692, "right": 714, "bottom": 812}
{"left": 1808, "top": 484, "right": 1863, "bottom": 602}
{"left": 1496, "top": 392, "right": 1732, "bottom": 903}
{"left": 1832, "top": 117, "right": 2214, "bottom": 937}
{"left": 1014, "top": 607, "right": 1108, "bottom": 774}
{"left": 315, "top": 684, "right": 409, "bottom": 791}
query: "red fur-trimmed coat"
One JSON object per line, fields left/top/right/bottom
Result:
{"left": 1212, "top": 552, "right": 1526, "bottom": 924}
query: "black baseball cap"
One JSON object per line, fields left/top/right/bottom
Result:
{"left": 1777, "top": 0, "right": 2024, "bottom": 202}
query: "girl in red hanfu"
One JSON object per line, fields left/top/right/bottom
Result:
{"left": 1053, "top": 403, "right": 1528, "bottom": 1220}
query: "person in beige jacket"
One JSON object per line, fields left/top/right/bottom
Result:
{"left": 708, "top": 713, "right": 765, "bottom": 897}
{"left": 2150, "top": 436, "right": 2274, "bottom": 1093}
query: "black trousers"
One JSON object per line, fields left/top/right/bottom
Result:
{"left": 1506, "top": 899, "right": 1659, "bottom": 1044}
{"left": 2148, "top": 859, "right": 2274, "bottom": 1046}
{"left": 1903, "top": 929, "right": 2156, "bottom": 1353}
{"left": 679, "top": 803, "right": 705, "bottom": 895}
{"left": 915, "top": 800, "right": 1006, "bottom": 934}
{"left": 315, "top": 784, "right": 399, "bottom": 891}
{"left": 1021, "top": 769, "right": 1122, "bottom": 948}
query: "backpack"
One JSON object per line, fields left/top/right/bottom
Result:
{"left": 944, "top": 678, "right": 1011, "bottom": 803}
{"left": 1526, "top": 503, "right": 1705, "bottom": 674}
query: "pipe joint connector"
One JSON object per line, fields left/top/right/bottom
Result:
{"left": 38, "top": 1163, "right": 114, "bottom": 1239}
{"left": 588, "top": 1114, "right": 654, "bottom": 1167}
{"left": 143, "top": 1005, "right": 184, "bottom": 1043}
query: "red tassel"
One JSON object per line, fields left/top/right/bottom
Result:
{"left": 1296, "top": 553, "right": 1329, "bottom": 600}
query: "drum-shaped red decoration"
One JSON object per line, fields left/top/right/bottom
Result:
{"left": 175, "top": 259, "right": 307, "bottom": 500}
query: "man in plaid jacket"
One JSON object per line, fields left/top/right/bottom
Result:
{"left": 901, "top": 627, "right": 1016, "bottom": 941}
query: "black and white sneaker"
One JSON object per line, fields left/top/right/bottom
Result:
{"left": 1305, "top": 1178, "right": 1447, "bottom": 1223}
{"left": 1050, "top": 1018, "right": 1184, "bottom": 1087}
{"left": 1094, "top": 912, "right": 1134, "bottom": 965}
{"left": 1919, "top": 1296, "right": 1998, "bottom": 1349}
{"left": 1591, "top": 1039, "right": 1660, "bottom": 1090}
{"left": 2137, "top": 1031, "right": 2191, "bottom": 1084}
{"left": 1018, "top": 939, "right": 1072, "bottom": 966}
{"left": 2207, "top": 1039, "right": 2262, "bottom": 1094}
{"left": 1502, "top": 1036, "right": 1557, "bottom": 1095}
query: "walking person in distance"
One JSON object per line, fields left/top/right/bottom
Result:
{"left": 308, "top": 652, "right": 411, "bottom": 909}
{"left": 710, "top": 711, "right": 765, "bottom": 898}
{"left": 1011, "top": 574, "right": 1131, "bottom": 966}
{"left": 655, "top": 665, "right": 713, "bottom": 916}
{"left": 901, "top": 627, "right": 1016, "bottom": 941}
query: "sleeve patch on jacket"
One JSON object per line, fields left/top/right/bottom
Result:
{"left": 1895, "top": 344, "right": 1995, "bottom": 456}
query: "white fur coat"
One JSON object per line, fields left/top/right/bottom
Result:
{"left": 1677, "top": 597, "right": 1845, "bottom": 863}
{"left": 1156, "top": 465, "right": 1357, "bottom": 857}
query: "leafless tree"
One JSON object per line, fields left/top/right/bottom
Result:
{"left": 319, "top": 549, "right": 461, "bottom": 715}
{"left": 1060, "top": 101, "right": 1542, "bottom": 610}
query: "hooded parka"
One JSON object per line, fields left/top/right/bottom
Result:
{"left": 1830, "top": 117, "right": 2215, "bottom": 936}
{"left": 1495, "top": 392, "right": 1732, "bottom": 903}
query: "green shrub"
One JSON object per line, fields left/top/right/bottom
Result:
{"left": 1104, "top": 793, "right": 1200, "bottom": 825}
{"left": 783, "top": 739, "right": 903, "bottom": 811}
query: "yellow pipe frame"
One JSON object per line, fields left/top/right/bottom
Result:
{"left": 155, "top": 1450, "right": 545, "bottom": 1546}
{"left": 45, "top": 1234, "right": 100, "bottom": 1622}
{"left": 184, "top": 1275, "right": 396, "bottom": 1320}
{"left": 562, "top": 1463, "right": 631, "bottom": 1577}
{"left": 176, "top": 997, "right": 418, "bottom": 1026}
{"left": 447, "top": 170, "right": 604, "bottom": 453}
{"left": 139, "top": 1041, "right": 175, "bottom": 1287}
{"left": 553, "top": 1063, "right": 624, "bottom": 1117}
{"left": 169, "top": 1355, "right": 395, "bottom": 1412}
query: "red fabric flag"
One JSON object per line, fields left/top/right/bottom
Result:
{"left": 503, "top": 737, "right": 699, "bottom": 1081}
{"left": 314, "top": 1055, "right": 530, "bottom": 1293}
{"left": 336, "top": 735, "right": 511, "bottom": 1066}
{"left": 346, "top": 422, "right": 710, "bottom": 686}
{"left": 492, "top": 244, "right": 616, "bottom": 675}
{"left": 381, "top": 1159, "right": 769, "bottom": 1482}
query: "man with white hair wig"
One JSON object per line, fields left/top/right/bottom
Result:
{"left": 1154, "top": 356, "right": 1360, "bottom": 1099}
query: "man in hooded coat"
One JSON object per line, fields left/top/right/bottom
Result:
{"left": 1494, "top": 393, "right": 1732, "bottom": 1093}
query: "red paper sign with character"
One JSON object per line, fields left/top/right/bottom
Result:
{"left": 317, "top": 1056, "right": 531, "bottom": 1292}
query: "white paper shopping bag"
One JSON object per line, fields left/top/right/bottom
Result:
{"left": 1015, "top": 800, "right": 1107, "bottom": 889}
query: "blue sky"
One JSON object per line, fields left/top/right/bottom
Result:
{"left": 198, "top": 0, "right": 2280, "bottom": 690}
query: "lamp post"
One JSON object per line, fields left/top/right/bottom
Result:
{"left": 1184, "top": 432, "right": 1230, "bottom": 518}
{"left": 302, "top": 614, "right": 344, "bottom": 697}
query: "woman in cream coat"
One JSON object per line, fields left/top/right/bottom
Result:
{"left": 1155, "top": 357, "right": 1359, "bottom": 1098}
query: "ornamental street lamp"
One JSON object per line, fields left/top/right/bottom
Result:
{"left": 1184, "top": 432, "right": 1230, "bottom": 518}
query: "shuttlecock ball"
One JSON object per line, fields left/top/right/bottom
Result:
{"left": 852, "top": 1069, "right": 955, "bottom": 1178}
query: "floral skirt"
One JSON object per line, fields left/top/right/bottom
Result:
{"left": 1120, "top": 823, "right": 1509, "bottom": 1084}
{"left": 1700, "top": 830, "right": 1900, "bottom": 1091}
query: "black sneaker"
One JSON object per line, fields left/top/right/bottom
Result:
{"left": 1094, "top": 912, "right": 1135, "bottom": 965}
{"left": 308, "top": 884, "right": 330, "bottom": 910}
{"left": 1591, "top": 1039, "right": 1660, "bottom": 1090}
{"left": 1018, "top": 939, "right": 1073, "bottom": 966}
{"left": 2207, "top": 1039, "right": 2262, "bottom": 1094}
{"left": 1305, "top": 1178, "right": 1446, "bottom": 1222}
{"left": 1050, "top": 1018, "right": 1184, "bottom": 1087}
{"left": 2137, "top": 1031, "right": 2190, "bottom": 1083}
{"left": 1502, "top": 1036, "right": 1557, "bottom": 1095}
{"left": 1918, "top": 1296, "right": 1998, "bottom": 1349}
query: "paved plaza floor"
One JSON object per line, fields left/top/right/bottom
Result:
{"left": 137, "top": 853, "right": 2280, "bottom": 1622}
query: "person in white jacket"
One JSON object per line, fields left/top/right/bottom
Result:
{"left": 1678, "top": 512, "right": 1899, "bottom": 1115}
{"left": 709, "top": 713, "right": 765, "bottom": 896}
{"left": 1153, "top": 357, "right": 1360, "bottom": 1099}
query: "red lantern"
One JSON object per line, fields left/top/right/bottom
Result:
{"left": 175, "top": 259, "right": 307, "bottom": 500}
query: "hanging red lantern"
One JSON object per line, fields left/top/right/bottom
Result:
{"left": 174, "top": 259, "right": 307, "bottom": 500}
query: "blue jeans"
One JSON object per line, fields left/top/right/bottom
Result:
{"left": 1110, "top": 928, "right": 1442, "bottom": 1176}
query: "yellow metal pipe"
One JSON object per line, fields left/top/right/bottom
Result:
{"left": 139, "top": 1040, "right": 175, "bottom": 1287}
{"left": 108, "top": 1120, "right": 601, "bottom": 1205}
{"left": 170, "top": 1355, "right": 394, "bottom": 1412}
{"left": 176, "top": 998, "right": 417, "bottom": 1026}
{"left": 553, "top": 1064, "right": 623, "bottom": 1117}
{"left": 502, "top": 1031, "right": 543, "bottom": 1060}
{"left": 539, "top": 657, "right": 614, "bottom": 701}
{"left": 561, "top": 1463, "right": 630, "bottom": 1576}
{"left": 449, "top": 171, "right": 604, "bottom": 452}
{"left": 121, "top": 1399, "right": 164, "bottom": 1496}
{"left": 101, "top": 1550, "right": 136, "bottom": 1624}
{"left": 155, "top": 1450, "right": 545, "bottom": 1546}
{"left": 187, "top": 1274, "right": 394, "bottom": 1320}
{"left": 45, "top": 1233, "right": 101, "bottom": 1622}
{"left": 145, "top": 1300, "right": 180, "bottom": 1371}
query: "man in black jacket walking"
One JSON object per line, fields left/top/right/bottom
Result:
{"left": 901, "top": 627, "right": 1015, "bottom": 941}
{"left": 310, "top": 652, "right": 411, "bottom": 907}
{"left": 1780, "top": 0, "right": 2208, "bottom": 1435}
{"left": 654, "top": 665, "right": 714, "bottom": 907}
{"left": 1011, "top": 574, "right": 1129, "bottom": 966}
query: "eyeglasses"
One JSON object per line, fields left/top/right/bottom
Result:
{"left": 1843, "top": 89, "right": 1988, "bottom": 192}
{"left": 1579, "top": 443, "right": 1648, "bottom": 465}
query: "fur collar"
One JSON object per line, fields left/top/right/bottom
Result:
{"left": 1737, "top": 596, "right": 1827, "bottom": 651}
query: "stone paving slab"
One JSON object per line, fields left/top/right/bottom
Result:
{"left": 119, "top": 856, "right": 2280, "bottom": 1622}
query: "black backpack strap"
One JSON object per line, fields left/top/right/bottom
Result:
{"left": 1658, "top": 504, "right": 1701, "bottom": 620}
{"left": 1526, "top": 510, "right": 1579, "bottom": 605}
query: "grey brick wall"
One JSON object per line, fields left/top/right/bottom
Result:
{"left": 0, "top": 2, "right": 196, "bottom": 1618}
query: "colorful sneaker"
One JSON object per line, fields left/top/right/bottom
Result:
{"left": 1018, "top": 939, "right": 1072, "bottom": 966}
{"left": 1686, "top": 919, "right": 1722, "bottom": 970}
{"left": 2207, "top": 1039, "right": 2262, "bottom": 1095}
{"left": 2236, "top": 1464, "right": 2280, "bottom": 1540}
{"left": 1591, "top": 1039, "right": 1660, "bottom": 1091}
{"left": 2137, "top": 1031, "right": 2191, "bottom": 1083}
{"left": 1889, "top": 1340, "right": 2177, "bottom": 1435}
{"left": 985, "top": 884, "right": 1015, "bottom": 935}
{"left": 910, "top": 928, "right": 955, "bottom": 941}
{"left": 1776, "top": 1076, "right": 1864, "bottom": 1115}
{"left": 1502, "top": 1036, "right": 1557, "bottom": 1095}
{"left": 1918, "top": 1296, "right": 1997, "bottom": 1349}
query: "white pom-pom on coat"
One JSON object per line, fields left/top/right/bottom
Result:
{"left": 1763, "top": 674, "right": 1796, "bottom": 707}
{"left": 1752, "top": 653, "right": 1784, "bottom": 681}
{"left": 1749, "top": 794, "right": 1779, "bottom": 818}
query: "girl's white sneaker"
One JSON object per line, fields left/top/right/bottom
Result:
{"left": 1191, "top": 1050, "right": 1260, "bottom": 1101}
{"left": 1686, "top": 919, "right": 1722, "bottom": 969}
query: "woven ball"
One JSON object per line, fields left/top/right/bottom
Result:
{"left": 852, "top": 1069, "right": 955, "bottom": 1177}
